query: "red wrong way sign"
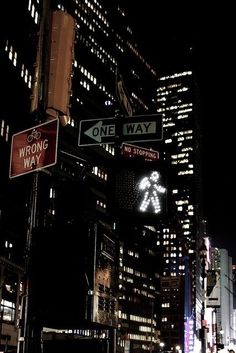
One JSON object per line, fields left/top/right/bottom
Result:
{"left": 9, "top": 119, "right": 59, "bottom": 178}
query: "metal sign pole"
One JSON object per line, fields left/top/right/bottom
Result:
{"left": 17, "top": 1, "right": 49, "bottom": 352}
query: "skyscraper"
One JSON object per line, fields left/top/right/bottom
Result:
{"left": 155, "top": 70, "right": 203, "bottom": 352}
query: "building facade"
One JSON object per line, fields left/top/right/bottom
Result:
{"left": 155, "top": 71, "right": 203, "bottom": 352}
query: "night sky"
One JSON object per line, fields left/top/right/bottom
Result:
{"left": 126, "top": 3, "right": 236, "bottom": 261}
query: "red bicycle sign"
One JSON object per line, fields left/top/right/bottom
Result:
{"left": 9, "top": 119, "right": 59, "bottom": 178}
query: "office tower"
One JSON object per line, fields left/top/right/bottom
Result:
{"left": 0, "top": 1, "right": 160, "bottom": 353}
{"left": 155, "top": 71, "right": 203, "bottom": 352}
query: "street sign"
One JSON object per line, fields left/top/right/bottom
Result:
{"left": 121, "top": 143, "right": 159, "bottom": 161}
{"left": 78, "top": 114, "right": 162, "bottom": 146}
{"left": 9, "top": 119, "right": 59, "bottom": 178}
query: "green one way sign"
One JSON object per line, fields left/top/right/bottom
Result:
{"left": 78, "top": 114, "right": 162, "bottom": 146}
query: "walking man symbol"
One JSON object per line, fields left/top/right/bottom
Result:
{"left": 138, "top": 171, "right": 166, "bottom": 214}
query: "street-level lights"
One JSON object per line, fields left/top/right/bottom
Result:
{"left": 175, "top": 345, "right": 182, "bottom": 353}
{"left": 159, "top": 342, "right": 165, "bottom": 352}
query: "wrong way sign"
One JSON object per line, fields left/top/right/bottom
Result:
{"left": 78, "top": 114, "right": 162, "bottom": 146}
{"left": 9, "top": 119, "right": 59, "bottom": 178}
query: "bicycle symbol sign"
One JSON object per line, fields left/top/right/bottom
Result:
{"left": 27, "top": 128, "right": 41, "bottom": 143}
{"left": 9, "top": 119, "right": 59, "bottom": 178}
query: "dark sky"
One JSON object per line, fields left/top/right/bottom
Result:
{"left": 126, "top": 3, "right": 236, "bottom": 261}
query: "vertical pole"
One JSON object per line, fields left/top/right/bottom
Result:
{"left": 91, "top": 222, "right": 98, "bottom": 322}
{"left": 23, "top": 172, "right": 39, "bottom": 353}
{"left": 19, "top": 1, "right": 50, "bottom": 352}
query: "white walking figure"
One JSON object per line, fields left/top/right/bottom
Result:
{"left": 138, "top": 171, "right": 166, "bottom": 213}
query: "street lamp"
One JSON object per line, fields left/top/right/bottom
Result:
{"left": 159, "top": 342, "right": 165, "bottom": 352}
{"left": 176, "top": 345, "right": 182, "bottom": 353}
{"left": 199, "top": 238, "right": 208, "bottom": 353}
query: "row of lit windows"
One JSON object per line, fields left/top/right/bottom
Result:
{"left": 139, "top": 326, "right": 151, "bottom": 333}
{"left": 128, "top": 333, "right": 152, "bottom": 342}
{"left": 123, "top": 266, "right": 133, "bottom": 274}
{"left": 0, "top": 300, "right": 15, "bottom": 322}
{"left": 132, "top": 92, "right": 148, "bottom": 111}
{"left": 5, "top": 240, "right": 13, "bottom": 249}
{"left": 177, "top": 87, "right": 189, "bottom": 93}
{"left": 133, "top": 287, "right": 155, "bottom": 300}
{"left": 157, "top": 90, "right": 171, "bottom": 97}
{"left": 165, "top": 260, "right": 185, "bottom": 270}
{"left": 127, "top": 250, "right": 139, "bottom": 258}
{"left": 79, "top": 34, "right": 115, "bottom": 75}
{"left": 163, "top": 234, "right": 176, "bottom": 239}
{"left": 93, "top": 166, "right": 107, "bottom": 180}
{"left": 77, "top": 30, "right": 153, "bottom": 112}
{"left": 96, "top": 199, "right": 106, "bottom": 209}
{"left": 84, "top": 0, "right": 109, "bottom": 28}
{"left": 101, "top": 144, "right": 115, "bottom": 155}
{"left": 90, "top": 13, "right": 109, "bottom": 38}
{"left": 157, "top": 97, "right": 166, "bottom": 102}
{"left": 64, "top": 328, "right": 109, "bottom": 338}
{"left": 5, "top": 41, "right": 32, "bottom": 89}
{"left": 172, "top": 152, "right": 189, "bottom": 160}
{"left": 84, "top": 0, "right": 102, "bottom": 10}
{"left": 159, "top": 71, "right": 192, "bottom": 81}
{"left": 123, "top": 276, "right": 133, "bottom": 283}
{"left": 1, "top": 120, "right": 9, "bottom": 142}
{"left": 49, "top": 187, "right": 55, "bottom": 199}
{"left": 176, "top": 199, "right": 188, "bottom": 206}
{"left": 171, "top": 159, "right": 189, "bottom": 165}
{"left": 118, "top": 310, "right": 127, "bottom": 319}
{"left": 77, "top": 41, "right": 116, "bottom": 102}
{"left": 28, "top": 0, "right": 39, "bottom": 25}
{"left": 77, "top": 11, "right": 96, "bottom": 33}
{"left": 163, "top": 122, "right": 175, "bottom": 128}
{"left": 162, "top": 109, "right": 192, "bottom": 118}
{"left": 178, "top": 170, "right": 194, "bottom": 176}
{"left": 177, "top": 114, "right": 188, "bottom": 120}
{"left": 127, "top": 42, "right": 157, "bottom": 77}
{"left": 173, "top": 129, "right": 193, "bottom": 137}
{"left": 164, "top": 246, "right": 182, "bottom": 252}
{"left": 131, "top": 69, "right": 140, "bottom": 80}
{"left": 163, "top": 253, "right": 183, "bottom": 258}
{"left": 163, "top": 272, "right": 178, "bottom": 277}
{"left": 160, "top": 103, "right": 192, "bottom": 114}
{"left": 142, "top": 283, "right": 155, "bottom": 291}
{"left": 123, "top": 267, "right": 148, "bottom": 281}
{"left": 88, "top": 35, "right": 117, "bottom": 66}
{"left": 80, "top": 64, "right": 97, "bottom": 84}
{"left": 130, "top": 314, "right": 152, "bottom": 324}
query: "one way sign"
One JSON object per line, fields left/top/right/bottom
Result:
{"left": 78, "top": 114, "right": 162, "bottom": 146}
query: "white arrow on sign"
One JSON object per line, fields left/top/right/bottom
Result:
{"left": 123, "top": 121, "right": 156, "bottom": 135}
{"left": 84, "top": 120, "right": 115, "bottom": 143}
